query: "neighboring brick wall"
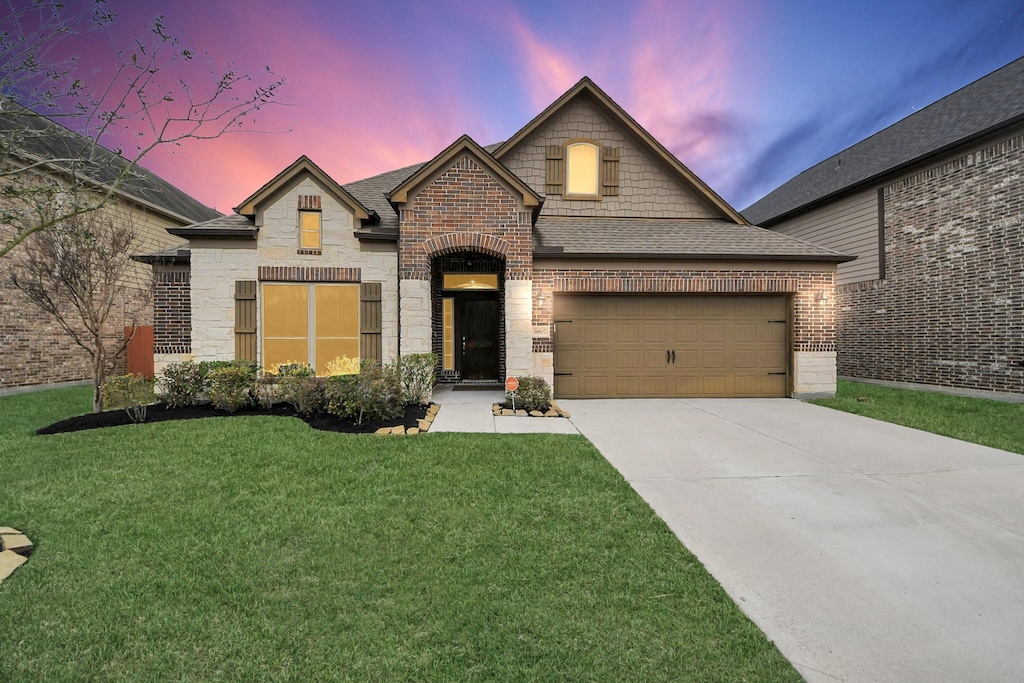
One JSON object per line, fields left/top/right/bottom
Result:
{"left": 836, "top": 132, "right": 1024, "bottom": 394}
{"left": 154, "top": 265, "right": 191, "bottom": 354}
{"left": 399, "top": 155, "right": 533, "bottom": 279}
{"left": 500, "top": 93, "right": 719, "bottom": 219}
{"left": 532, "top": 266, "right": 838, "bottom": 355}
{"left": 0, "top": 279, "right": 151, "bottom": 389}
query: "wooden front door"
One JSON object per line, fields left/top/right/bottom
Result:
{"left": 456, "top": 295, "right": 500, "bottom": 380}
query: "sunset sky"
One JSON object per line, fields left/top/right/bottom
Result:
{"left": 24, "top": 0, "right": 1024, "bottom": 216}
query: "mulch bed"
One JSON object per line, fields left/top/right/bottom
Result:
{"left": 37, "top": 402, "right": 432, "bottom": 436}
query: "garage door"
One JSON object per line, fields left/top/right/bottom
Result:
{"left": 553, "top": 294, "right": 788, "bottom": 398}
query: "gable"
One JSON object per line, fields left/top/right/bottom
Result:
{"left": 235, "top": 155, "right": 371, "bottom": 224}
{"left": 501, "top": 93, "right": 723, "bottom": 220}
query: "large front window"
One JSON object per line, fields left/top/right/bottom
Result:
{"left": 262, "top": 283, "right": 359, "bottom": 374}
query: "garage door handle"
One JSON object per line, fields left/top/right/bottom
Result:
{"left": 768, "top": 371, "right": 787, "bottom": 375}
{"left": 671, "top": 350, "right": 676, "bottom": 364}
{"left": 667, "top": 350, "right": 670, "bottom": 364}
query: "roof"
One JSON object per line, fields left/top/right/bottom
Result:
{"left": 388, "top": 135, "right": 541, "bottom": 208}
{"left": 0, "top": 102, "right": 220, "bottom": 224}
{"left": 167, "top": 213, "right": 256, "bottom": 238}
{"left": 744, "top": 57, "right": 1024, "bottom": 225}
{"left": 533, "top": 217, "right": 853, "bottom": 261}
{"left": 234, "top": 155, "right": 371, "bottom": 220}
{"left": 494, "top": 77, "right": 747, "bottom": 224}
{"left": 133, "top": 243, "right": 190, "bottom": 265}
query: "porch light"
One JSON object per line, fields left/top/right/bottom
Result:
{"left": 815, "top": 288, "right": 829, "bottom": 304}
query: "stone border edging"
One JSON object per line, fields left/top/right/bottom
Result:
{"left": 375, "top": 403, "right": 439, "bottom": 436}
{"left": 0, "top": 527, "right": 33, "bottom": 583}
{"left": 492, "top": 402, "right": 571, "bottom": 418}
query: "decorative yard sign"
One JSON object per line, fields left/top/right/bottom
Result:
{"left": 505, "top": 376, "right": 519, "bottom": 411}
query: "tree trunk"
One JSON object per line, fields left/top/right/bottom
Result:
{"left": 93, "top": 350, "right": 105, "bottom": 413}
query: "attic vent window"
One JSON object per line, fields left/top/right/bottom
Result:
{"left": 565, "top": 141, "right": 600, "bottom": 198}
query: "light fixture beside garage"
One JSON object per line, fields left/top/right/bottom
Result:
{"left": 815, "top": 288, "right": 829, "bottom": 304}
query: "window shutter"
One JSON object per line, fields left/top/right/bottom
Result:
{"left": 545, "top": 145, "right": 564, "bottom": 195}
{"left": 234, "top": 280, "right": 257, "bottom": 361}
{"left": 602, "top": 147, "right": 620, "bottom": 196}
{"left": 359, "top": 282, "right": 382, "bottom": 363}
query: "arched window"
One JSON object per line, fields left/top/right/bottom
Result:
{"left": 565, "top": 141, "right": 600, "bottom": 198}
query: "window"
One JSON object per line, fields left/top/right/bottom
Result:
{"left": 565, "top": 142, "right": 600, "bottom": 198}
{"left": 442, "top": 297, "right": 454, "bottom": 370}
{"left": 442, "top": 273, "right": 499, "bottom": 290}
{"left": 262, "top": 283, "right": 359, "bottom": 374}
{"left": 299, "top": 210, "right": 322, "bottom": 250}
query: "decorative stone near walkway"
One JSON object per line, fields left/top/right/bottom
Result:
{"left": 0, "top": 527, "right": 33, "bottom": 584}
{"left": 492, "top": 402, "right": 571, "bottom": 418}
{"left": 375, "top": 403, "right": 440, "bottom": 436}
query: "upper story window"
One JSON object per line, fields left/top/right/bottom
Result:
{"left": 299, "top": 210, "right": 322, "bottom": 250}
{"left": 565, "top": 141, "right": 600, "bottom": 198}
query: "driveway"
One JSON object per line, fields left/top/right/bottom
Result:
{"left": 559, "top": 398, "right": 1024, "bottom": 683}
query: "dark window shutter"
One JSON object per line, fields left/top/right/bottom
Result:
{"left": 360, "top": 282, "right": 382, "bottom": 363}
{"left": 545, "top": 145, "right": 564, "bottom": 195}
{"left": 234, "top": 280, "right": 257, "bottom": 362}
{"left": 602, "top": 147, "right": 620, "bottom": 196}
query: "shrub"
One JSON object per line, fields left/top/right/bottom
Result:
{"left": 102, "top": 374, "right": 156, "bottom": 423}
{"left": 208, "top": 365, "right": 258, "bottom": 413}
{"left": 324, "top": 374, "right": 359, "bottom": 420}
{"left": 159, "top": 360, "right": 206, "bottom": 408}
{"left": 199, "top": 359, "right": 258, "bottom": 378}
{"left": 278, "top": 375, "right": 326, "bottom": 416}
{"left": 267, "top": 361, "right": 314, "bottom": 378}
{"left": 325, "top": 362, "right": 404, "bottom": 425}
{"left": 397, "top": 353, "right": 437, "bottom": 405}
{"left": 324, "top": 355, "right": 360, "bottom": 376}
{"left": 507, "top": 375, "right": 552, "bottom": 412}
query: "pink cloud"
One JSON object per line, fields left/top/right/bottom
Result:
{"left": 502, "top": 9, "right": 583, "bottom": 110}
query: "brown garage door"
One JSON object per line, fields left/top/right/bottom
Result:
{"left": 553, "top": 294, "right": 788, "bottom": 398}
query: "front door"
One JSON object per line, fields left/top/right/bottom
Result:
{"left": 457, "top": 295, "right": 499, "bottom": 380}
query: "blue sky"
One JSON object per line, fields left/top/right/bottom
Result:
{"left": 48, "top": 0, "right": 1024, "bottom": 213}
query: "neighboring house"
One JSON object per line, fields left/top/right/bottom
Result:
{"left": 151, "top": 78, "right": 851, "bottom": 399}
{"left": 0, "top": 106, "right": 220, "bottom": 390}
{"left": 745, "top": 57, "right": 1024, "bottom": 396}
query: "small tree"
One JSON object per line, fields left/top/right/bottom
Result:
{"left": 10, "top": 211, "right": 150, "bottom": 412}
{"left": 0, "top": 2, "right": 284, "bottom": 257}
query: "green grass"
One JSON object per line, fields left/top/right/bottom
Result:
{"left": 0, "top": 387, "right": 798, "bottom": 682}
{"left": 810, "top": 380, "right": 1024, "bottom": 455}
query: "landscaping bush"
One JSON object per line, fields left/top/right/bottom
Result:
{"left": 207, "top": 365, "right": 258, "bottom": 413}
{"left": 324, "top": 362, "right": 404, "bottom": 425}
{"left": 159, "top": 360, "right": 206, "bottom": 408}
{"left": 102, "top": 374, "right": 156, "bottom": 423}
{"left": 278, "top": 375, "right": 326, "bottom": 416}
{"left": 199, "top": 359, "right": 258, "bottom": 378}
{"left": 397, "top": 353, "right": 437, "bottom": 405}
{"left": 507, "top": 375, "right": 552, "bottom": 412}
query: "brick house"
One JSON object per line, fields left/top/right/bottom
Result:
{"left": 0, "top": 107, "right": 220, "bottom": 391}
{"left": 153, "top": 78, "right": 851, "bottom": 398}
{"left": 745, "top": 57, "right": 1024, "bottom": 396}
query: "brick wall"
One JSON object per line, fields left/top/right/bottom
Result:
{"left": 531, "top": 266, "right": 838, "bottom": 354}
{"left": 154, "top": 265, "right": 191, "bottom": 354}
{"left": 398, "top": 155, "right": 533, "bottom": 279}
{"left": 837, "top": 132, "right": 1024, "bottom": 394}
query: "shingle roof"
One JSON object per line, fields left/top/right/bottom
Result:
{"left": 0, "top": 102, "right": 221, "bottom": 224}
{"left": 743, "top": 57, "right": 1024, "bottom": 226}
{"left": 533, "top": 217, "right": 852, "bottom": 261}
{"left": 167, "top": 212, "right": 255, "bottom": 238}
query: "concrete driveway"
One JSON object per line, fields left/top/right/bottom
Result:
{"left": 559, "top": 398, "right": 1024, "bottom": 683}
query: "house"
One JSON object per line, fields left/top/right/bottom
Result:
{"left": 745, "top": 57, "right": 1024, "bottom": 396}
{"left": 152, "top": 78, "right": 852, "bottom": 399}
{"left": 0, "top": 105, "right": 220, "bottom": 391}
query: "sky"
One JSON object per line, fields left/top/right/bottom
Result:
{"left": 15, "top": 0, "right": 1024, "bottom": 215}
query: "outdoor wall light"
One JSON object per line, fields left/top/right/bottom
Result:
{"left": 815, "top": 288, "right": 829, "bottom": 304}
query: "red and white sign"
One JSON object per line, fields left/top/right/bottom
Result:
{"left": 505, "top": 376, "right": 520, "bottom": 392}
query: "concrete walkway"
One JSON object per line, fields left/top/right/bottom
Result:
{"left": 429, "top": 385, "right": 579, "bottom": 434}
{"left": 559, "top": 398, "right": 1024, "bottom": 683}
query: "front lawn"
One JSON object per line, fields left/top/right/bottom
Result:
{"left": 0, "top": 387, "right": 798, "bottom": 681}
{"left": 811, "top": 380, "right": 1024, "bottom": 455}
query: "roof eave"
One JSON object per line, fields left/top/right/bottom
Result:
{"left": 534, "top": 249, "right": 856, "bottom": 263}
{"left": 353, "top": 229, "right": 398, "bottom": 242}
{"left": 167, "top": 226, "right": 258, "bottom": 239}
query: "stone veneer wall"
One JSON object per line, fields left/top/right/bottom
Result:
{"left": 531, "top": 265, "right": 838, "bottom": 397}
{"left": 836, "top": 131, "right": 1024, "bottom": 394}
{"left": 189, "top": 176, "right": 398, "bottom": 366}
{"left": 397, "top": 155, "right": 535, "bottom": 376}
{"left": 500, "top": 94, "right": 718, "bottom": 219}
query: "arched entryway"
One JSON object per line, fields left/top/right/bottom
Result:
{"left": 430, "top": 251, "right": 506, "bottom": 383}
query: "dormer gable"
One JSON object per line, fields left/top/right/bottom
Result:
{"left": 495, "top": 77, "right": 746, "bottom": 224}
{"left": 235, "top": 155, "right": 373, "bottom": 225}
